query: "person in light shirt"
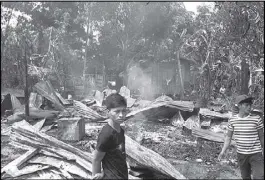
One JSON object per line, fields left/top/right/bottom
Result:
{"left": 218, "top": 95, "right": 264, "bottom": 180}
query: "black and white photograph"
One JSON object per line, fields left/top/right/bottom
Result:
{"left": 1, "top": 1, "right": 264, "bottom": 179}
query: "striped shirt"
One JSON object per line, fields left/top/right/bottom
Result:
{"left": 228, "top": 114, "right": 264, "bottom": 154}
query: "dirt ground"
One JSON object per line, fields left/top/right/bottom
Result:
{"left": 1, "top": 118, "right": 241, "bottom": 179}
{"left": 124, "top": 116, "right": 241, "bottom": 179}
{"left": 1, "top": 122, "right": 26, "bottom": 169}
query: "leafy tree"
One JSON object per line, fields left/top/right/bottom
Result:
{"left": 1, "top": 2, "right": 263, "bottom": 106}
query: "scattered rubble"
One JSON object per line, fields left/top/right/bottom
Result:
{"left": 4, "top": 120, "right": 94, "bottom": 179}
{"left": 33, "top": 80, "right": 65, "bottom": 111}
{"left": 2, "top": 120, "right": 186, "bottom": 179}
{"left": 55, "top": 92, "right": 71, "bottom": 106}
{"left": 1, "top": 84, "right": 243, "bottom": 179}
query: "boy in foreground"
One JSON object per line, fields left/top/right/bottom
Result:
{"left": 218, "top": 95, "right": 264, "bottom": 179}
{"left": 92, "top": 93, "right": 128, "bottom": 179}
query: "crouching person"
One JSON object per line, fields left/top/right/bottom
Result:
{"left": 218, "top": 95, "right": 264, "bottom": 180}
{"left": 92, "top": 93, "right": 128, "bottom": 179}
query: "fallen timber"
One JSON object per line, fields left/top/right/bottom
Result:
{"left": 125, "top": 135, "right": 187, "bottom": 179}
{"left": 7, "top": 108, "right": 60, "bottom": 124}
{"left": 192, "top": 128, "right": 236, "bottom": 145}
{"left": 5, "top": 120, "right": 186, "bottom": 179}
{"left": 199, "top": 108, "right": 232, "bottom": 120}
{"left": 73, "top": 100, "right": 106, "bottom": 121}
{"left": 126, "top": 100, "right": 194, "bottom": 120}
{"left": 8, "top": 120, "right": 93, "bottom": 178}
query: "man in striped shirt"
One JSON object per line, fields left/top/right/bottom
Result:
{"left": 218, "top": 95, "right": 264, "bottom": 180}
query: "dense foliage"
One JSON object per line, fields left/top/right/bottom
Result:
{"left": 1, "top": 2, "right": 264, "bottom": 107}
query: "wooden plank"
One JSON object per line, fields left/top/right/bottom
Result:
{"left": 125, "top": 135, "right": 187, "bottom": 179}
{"left": 199, "top": 108, "right": 232, "bottom": 120}
{"left": 10, "top": 120, "right": 93, "bottom": 175}
{"left": 55, "top": 92, "right": 70, "bottom": 105}
{"left": 73, "top": 100, "right": 106, "bottom": 121}
{"left": 28, "top": 154, "right": 91, "bottom": 178}
{"left": 13, "top": 108, "right": 60, "bottom": 119}
{"left": 1, "top": 148, "right": 39, "bottom": 174}
{"left": 4, "top": 164, "right": 51, "bottom": 178}
{"left": 17, "top": 148, "right": 40, "bottom": 170}
{"left": 33, "top": 118, "right": 46, "bottom": 131}
{"left": 192, "top": 128, "right": 236, "bottom": 145}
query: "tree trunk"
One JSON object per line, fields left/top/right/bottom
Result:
{"left": 208, "top": 70, "right": 212, "bottom": 100}
{"left": 205, "top": 37, "right": 213, "bottom": 100}
{"left": 1, "top": 6, "right": 15, "bottom": 67}
{"left": 176, "top": 51, "right": 184, "bottom": 99}
{"left": 37, "top": 30, "right": 44, "bottom": 55}
{"left": 207, "top": 59, "right": 212, "bottom": 101}
{"left": 102, "top": 58, "right": 106, "bottom": 88}
{"left": 24, "top": 47, "right": 29, "bottom": 120}
{"left": 240, "top": 59, "right": 250, "bottom": 94}
{"left": 83, "top": 18, "right": 91, "bottom": 96}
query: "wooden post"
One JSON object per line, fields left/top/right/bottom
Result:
{"left": 24, "top": 45, "right": 29, "bottom": 120}
{"left": 176, "top": 51, "right": 184, "bottom": 99}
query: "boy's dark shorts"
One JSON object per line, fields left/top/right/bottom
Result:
{"left": 237, "top": 152, "right": 264, "bottom": 180}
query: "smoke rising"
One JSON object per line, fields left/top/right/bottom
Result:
{"left": 127, "top": 64, "right": 157, "bottom": 100}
